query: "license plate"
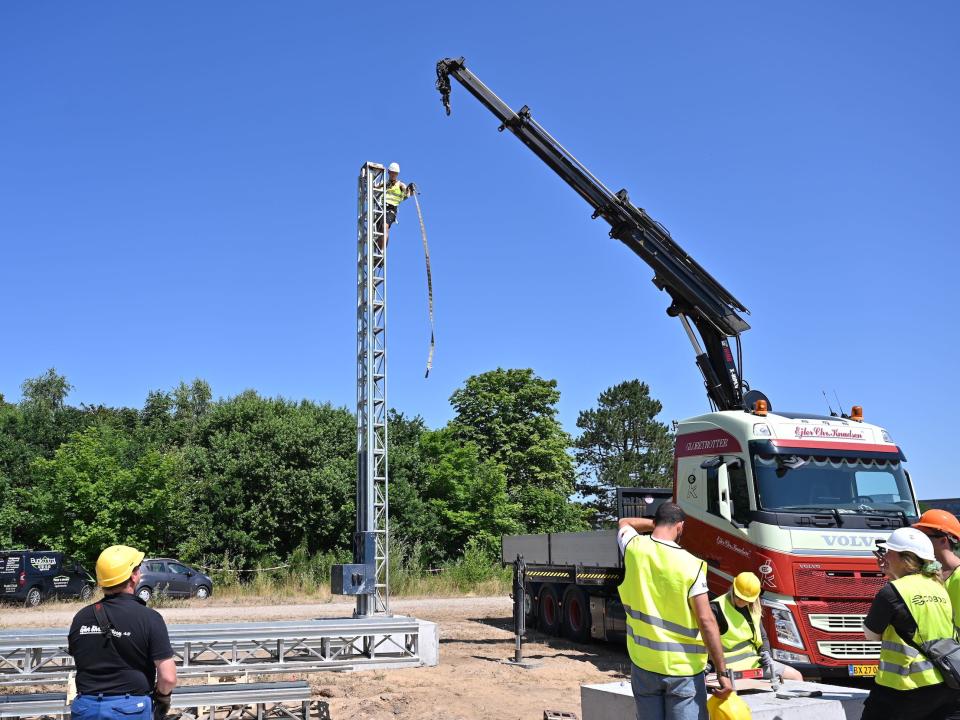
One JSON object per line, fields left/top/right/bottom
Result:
{"left": 848, "top": 664, "right": 877, "bottom": 677}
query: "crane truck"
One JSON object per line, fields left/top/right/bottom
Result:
{"left": 436, "top": 57, "right": 919, "bottom": 680}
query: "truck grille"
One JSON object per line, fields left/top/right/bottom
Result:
{"left": 795, "top": 600, "right": 873, "bottom": 667}
{"left": 808, "top": 614, "right": 867, "bottom": 632}
{"left": 794, "top": 567, "right": 886, "bottom": 598}
{"left": 816, "top": 641, "right": 880, "bottom": 660}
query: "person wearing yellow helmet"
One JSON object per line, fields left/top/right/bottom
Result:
{"left": 68, "top": 545, "right": 176, "bottom": 720}
{"left": 709, "top": 572, "right": 801, "bottom": 682}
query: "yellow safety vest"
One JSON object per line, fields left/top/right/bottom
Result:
{"left": 946, "top": 568, "right": 960, "bottom": 630}
{"left": 712, "top": 592, "right": 762, "bottom": 671}
{"left": 386, "top": 181, "right": 407, "bottom": 207}
{"left": 618, "top": 535, "right": 708, "bottom": 676}
{"left": 876, "top": 574, "right": 954, "bottom": 690}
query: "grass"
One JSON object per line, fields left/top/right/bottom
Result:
{"left": 176, "top": 539, "right": 513, "bottom": 604}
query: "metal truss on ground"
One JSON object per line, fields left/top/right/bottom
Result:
{"left": 0, "top": 617, "right": 421, "bottom": 686}
{"left": 355, "top": 161, "right": 390, "bottom": 616}
{"left": 0, "top": 680, "right": 331, "bottom": 720}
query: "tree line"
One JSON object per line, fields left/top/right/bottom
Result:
{"left": 0, "top": 368, "right": 674, "bottom": 569}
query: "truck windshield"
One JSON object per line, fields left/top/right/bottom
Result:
{"left": 752, "top": 453, "right": 918, "bottom": 518}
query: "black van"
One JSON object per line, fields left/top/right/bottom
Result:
{"left": 0, "top": 550, "right": 95, "bottom": 606}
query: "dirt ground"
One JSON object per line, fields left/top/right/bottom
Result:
{"left": 2, "top": 595, "right": 631, "bottom": 720}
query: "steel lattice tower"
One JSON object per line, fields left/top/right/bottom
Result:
{"left": 355, "top": 162, "right": 390, "bottom": 616}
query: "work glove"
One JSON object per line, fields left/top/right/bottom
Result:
{"left": 152, "top": 691, "right": 172, "bottom": 720}
{"left": 759, "top": 649, "right": 774, "bottom": 679}
{"left": 407, "top": 182, "right": 417, "bottom": 195}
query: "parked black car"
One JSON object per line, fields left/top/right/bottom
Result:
{"left": 135, "top": 558, "right": 213, "bottom": 602}
{"left": 0, "top": 550, "right": 95, "bottom": 607}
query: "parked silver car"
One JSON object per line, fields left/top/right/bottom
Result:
{"left": 135, "top": 558, "right": 213, "bottom": 602}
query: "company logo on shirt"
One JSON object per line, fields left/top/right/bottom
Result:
{"left": 78, "top": 625, "right": 130, "bottom": 638}
{"left": 911, "top": 594, "right": 947, "bottom": 607}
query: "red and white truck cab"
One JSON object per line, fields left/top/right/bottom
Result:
{"left": 676, "top": 404, "right": 915, "bottom": 679}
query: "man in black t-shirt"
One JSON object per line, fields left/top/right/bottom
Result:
{"left": 68, "top": 545, "right": 176, "bottom": 720}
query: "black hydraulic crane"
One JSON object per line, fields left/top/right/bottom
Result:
{"left": 436, "top": 57, "right": 761, "bottom": 413}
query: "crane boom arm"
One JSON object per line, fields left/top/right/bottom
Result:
{"left": 436, "top": 57, "right": 753, "bottom": 411}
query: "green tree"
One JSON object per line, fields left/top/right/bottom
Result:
{"left": 1, "top": 370, "right": 91, "bottom": 546}
{"left": 178, "top": 392, "right": 356, "bottom": 567}
{"left": 417, "top": 428, "right": 520, "bottom": 561}
{"left": 29, "top": 424, "right": 184, "bottom": 562}
{"left": 449, "top": 368, "right": 586, "bottom": 532}
{"left": 575, "top": 380, "right": 674, "bottom": 526}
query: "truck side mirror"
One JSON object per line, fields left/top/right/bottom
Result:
{"left": 717, "top": 463, "right": 733, "bottom": 522}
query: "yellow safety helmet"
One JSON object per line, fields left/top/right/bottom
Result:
{"left": 96, "top": 545, "right": 145, "bottom": 588}
{"left": 732, "top": 571, "right": 762, "bottom": 603}
{"left": 708, "top": 691, "right": 752, "bottom": 720}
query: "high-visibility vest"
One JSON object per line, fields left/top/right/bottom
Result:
{"left": 386, "top": 181, "right": 407, "bottom": 207}
{"left": 875, "top": 573, "right": 954, "bottom": 690}
{"left": 712, "top": 592, "right": 762, "bottom": 671}
{"left": 946, "top": 568, "right": 960, "bottom": 630}
{"left": 617, "top": 534, "right": 708, "bottom": 675}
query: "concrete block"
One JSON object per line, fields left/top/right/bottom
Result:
{"left": 581, "top": 679, "right": 868, "bottom": 720}
{"left": 417, "top": 619, "right": 439, "bottom": 667}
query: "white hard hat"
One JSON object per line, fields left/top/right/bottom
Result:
{"left": 388, "top": 162, "right": 400, "bottom": 173}
{"left": 877, "top": 527, "right": 936, "bottom": 562}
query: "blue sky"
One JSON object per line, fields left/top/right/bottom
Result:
{"left": 1, "top": 3, "right": 957, "bottom": 497}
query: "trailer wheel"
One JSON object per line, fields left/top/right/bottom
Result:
{"left": 562, "top": 586, "right": 590, "bottom": 642}
{"left": 538, "top": 584, "right": 562, "bottom": 635}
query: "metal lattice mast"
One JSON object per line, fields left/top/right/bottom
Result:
{"left": 356, "top": 162, "right": 389, "bottom": 616}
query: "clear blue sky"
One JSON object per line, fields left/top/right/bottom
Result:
{"left": 2, "top": 3, "right": 957, "bottom": 497}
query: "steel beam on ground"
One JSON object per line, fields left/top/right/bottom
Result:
{"left": 0, "top": 617, "right": 421, "bottom": 684}
{"left": 0, "top": 681, "right": 324, "bottom": 720}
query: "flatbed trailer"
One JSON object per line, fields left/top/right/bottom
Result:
{"left": 501, "top": 488, "right": 671, "bottom": 643}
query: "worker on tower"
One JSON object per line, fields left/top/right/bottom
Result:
{"left": 861, "top": 527, "right": 958, "bottom": 720}
{"left": 383, "top": 161, "right": 415, "bottom": 250}
{"left": 68, "top": 546, "right": 176, "bottom": 720}
{"left": 709, "top": 572, "right": 802, "bottom": 682}
{"left": 618, "top": 502, "right": 732, "bottom": 719}
{"left": 913, "top": 509, "right": 960, "bottom": 629}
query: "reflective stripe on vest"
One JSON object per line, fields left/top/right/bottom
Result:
{"left": 875, "top": 574, "right": 953, "bottom": 690}
{"left": 617, "top": 535, "right": 707, "bottom": 675}
{"left": 712, "top": 592, "right": 762, "bottom": 671}
{"left": 386, "top": 182, "right": 406, "bottom": 207}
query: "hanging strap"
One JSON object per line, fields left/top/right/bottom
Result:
{"left": 412, "top": 192, "right": 435, "bottom": 378}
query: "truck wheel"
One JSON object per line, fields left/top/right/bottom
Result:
{"left": 25, "top": 587, "right": 42, "bottom": 608}
{"left": 79, "top": 584, "right": 93, "bottom": 602}
{"left": 561, "top": 586, "right": 590, "bottom": 642}
{"left": 538, "top": 585, "right": 562, "bottom": 636}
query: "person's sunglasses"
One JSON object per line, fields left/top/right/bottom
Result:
{"left": 873, "top": 546, "right": 888, "bottom": 560}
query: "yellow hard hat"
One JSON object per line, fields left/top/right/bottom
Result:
{"left": 732, "top": 571, "right": 761, "bottom": 603}
{"left": 96, "top": 545, "right": 145, "bottom": 588}
{"left": 708, "top": 691, "right": 752, "bottom": 720}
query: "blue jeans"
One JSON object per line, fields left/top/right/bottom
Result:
{"left": 630, "top": 664, "right": 707, "bottom": 720}
{"left": 72, "top": 694, "right": 152, "bottom": 720}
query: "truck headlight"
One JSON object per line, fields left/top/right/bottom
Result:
{"left": 762, "top": 599, "right": 805, "bottom": 649}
